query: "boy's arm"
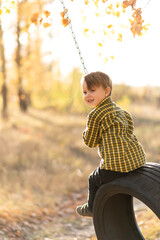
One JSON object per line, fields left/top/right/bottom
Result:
{"left": 83, "top": 113, "right": 102, "bottom": 148}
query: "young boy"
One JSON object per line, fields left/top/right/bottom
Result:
{"left": 76, "top": 71, "right": 146, "bottom": 217}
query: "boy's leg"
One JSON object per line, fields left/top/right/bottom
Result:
{"left": 76, "top": 167, "right": 127, "bottom": 217}
{"left": 76, "top": 167, "right": 101, "bottom": 217}
{"left": 87, "top": 167, "right": 128, "bottom": 211}
{"left": 87, "top": 167, "right": 102, "bottom": 211}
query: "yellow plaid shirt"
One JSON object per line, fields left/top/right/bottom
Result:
{"left": 83, "top": 96, "right": 146, "bottom": 172}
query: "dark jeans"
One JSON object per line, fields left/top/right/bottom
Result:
{"left": 87, "top": 167, "right": 128, "bottom": 211}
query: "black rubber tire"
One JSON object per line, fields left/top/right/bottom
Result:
{"left": 93, "top": 162, "right": 160, "bottom": 240}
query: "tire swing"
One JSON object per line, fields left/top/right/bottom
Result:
{"left": 93, "top": 162, "right": 160, "bottom": 240}
{"left": 59, "top": 2, "right": 160, "bottom": 239}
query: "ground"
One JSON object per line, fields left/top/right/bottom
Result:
{"left": 0, "top": 103, "right": 159, "bottom": 239}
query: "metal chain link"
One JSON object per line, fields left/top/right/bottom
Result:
{"left": 137, "top": 0, "right": 152, "bottom": 9}
{"left": 59, "top": 0, "right": 88, "bottom": 74}
{"left": 143, "top": 0, "right": 152, "bottom": 9}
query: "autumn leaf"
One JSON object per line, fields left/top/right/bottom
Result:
{"left": 107, "top": 24, "right": 113, "bottom": 28}
{"left": 84, "top": 0, "right": 89, "bottom": 4}
{"left": 116, "top": 11, "right": 120, "bottom": 17}
{"left": 43, "top": 22, "right": 51, "bottom": 28}
{"left": 10, "top": 1, "right": 16, "bottom": 9}
{"left": 98, "top": 42, "right": 103, "bottom": 47}
{"left": 44, "top": 10, "right": 50, "bottom": 18}
{"left": 94, "top": 0, "right": 99, "bottom": 8}
{"left": 116, "top": 2, "right": 121, "bottom": 8}
{"left": 84, "top": 28, "right": 89, "bottom": 32}
{"left": 5, "top": 8, "right": 10, "bottom": 14}
{"left": 60, "top": 11, "right": 65, "bottom": 18}
{"left": 102, "top": 0, "right": 108, "bottom": 2}
{"left": 0, "top": 9, "right": 2, "bottom": 15}
{"left": 60, "top": 9, "right": 68, "bottom": 18}
{"left": 39, "top": 17, "right": 43, "bottom": 24}
{"left": 123, "top": 0, "right": 136, "bottom": 9}
{"left": 60, "top": 10, "right": 71, "bottom": 27}
{"left": 106, "top": 4, "right": 113, "bottom": 14}
{"left": 30, "top": 12, "right": 39, "bottom": 25}
{"left": 110, "top": 56, "right": 114, "bottom": 60}
{"left": 117, "top": 33, "right": 122, "bottom": 41}
{"left": 62, "top": 18, "right": 70, "bottom": 27}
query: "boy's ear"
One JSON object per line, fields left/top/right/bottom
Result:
{"left": 105, "top": 87, "right": 110, "bottom": 96}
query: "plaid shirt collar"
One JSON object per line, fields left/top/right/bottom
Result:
{"left": 96, "top": 96, "right": 113, "bottom": 109}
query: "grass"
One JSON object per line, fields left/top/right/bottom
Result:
{"left": 0, "top": 102, "right": 159, "bottom": 239}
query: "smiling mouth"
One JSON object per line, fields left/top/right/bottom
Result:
{"left": 87, "top": 99, "right": 94, "bottom": 103}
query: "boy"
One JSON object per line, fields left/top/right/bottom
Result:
{"left": 76, "top": 71, "right": 146, "bottom": 217}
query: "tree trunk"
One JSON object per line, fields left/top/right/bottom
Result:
{"left": 16, "top": 1, "right": 29, "bottom": 112}
{"left": 0, "top": 0, "right": 8, "bottom": 118}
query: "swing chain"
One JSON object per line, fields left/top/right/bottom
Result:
{"left": 59, "top": 0, "right": 88, "bottom": 74}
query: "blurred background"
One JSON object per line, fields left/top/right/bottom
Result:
{"left": 0, "top": 0, "right": 160, "bottom": 239}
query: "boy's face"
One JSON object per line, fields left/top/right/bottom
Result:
{"left": 82, "top": 80, "right": 110, "bottom": 108}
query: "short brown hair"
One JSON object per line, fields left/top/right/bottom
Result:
{"left": 83, "top": 71, "right": 112, "bottom": 96}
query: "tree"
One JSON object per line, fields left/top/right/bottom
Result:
{"left": 0, "top": 0, "right": 8, "bottom": 118}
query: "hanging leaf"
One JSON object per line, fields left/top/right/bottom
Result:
{"left": 116, "top": 2, "right": 120, "bottom": 8}
{"left": 5, "top": 8, "right": 10, "bottom": 14}
{"left": 107, "top": 24, "right": 113, "bottom": 28}
{"left": 116, "top": 11, "right": 120, "bottom": 17}
{"left": 43, "top": 22, "right": 51, "bottom": 28}
{"left": 84, "top": 0, "right": 89, "bottom": 5}
{"left": 61, "top": 18, "right": 70, "bottom": 27}
{"left": 93, "top": 0, "right": 99, "bottom": 8}
{"left": 117, "top": 33, "right": 122, "bottom": 41}
{"left": 10, "top": 1, "right": 16, "bottom": 9}
{"left": 122, "top": 0, "right": 136, "bottom": 9}
{"left": 98, "top": 42, "right": 103, "bottom": 47}
{"left": 30, "top": 12, "right": 39, "bottom": 25}
{"left": 104, "top": 57, "right": 109, "bottom": 62}
{"left": 44, "top": 10, "right": 50, "bottom": 18}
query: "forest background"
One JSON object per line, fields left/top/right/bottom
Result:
{"left": 0, "top": 0, "right": 160, "bottom": 239}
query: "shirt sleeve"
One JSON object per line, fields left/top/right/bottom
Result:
{"left": 82, "top": 112, "right": 102, "bottom": 148}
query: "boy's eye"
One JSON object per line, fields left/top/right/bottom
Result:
{"left": 83, "top": 91, "right": 87, "bottom": 95}
{"left": 91, "top": 89, "right": 95, "bottom": 92}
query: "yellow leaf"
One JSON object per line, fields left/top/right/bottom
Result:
{"left": 43, "top": 22, "right": 51, "bottom": 28}
{"left": 85, "top": 0, "right": 89, "bottom": 5}
{"left": 84, "top": 28, "right": 89, "bottom": 32}
{"left": 95, "top": 12, "right": 100, "bottom": 17}
{"left": 98, "top": 42, "right": 103, "bottom": 47}
{"left": 107, "top": 24, "right": 113, "bottom": 28}
{"left": 110, "top": 56, "right": 114, "bottom": 60}
{"left": 10, "top": 1, "right": 16, "bottom": 9}
{"left": 116, "top": 11, "right": 120, "bottom": 17}
{"left": 0, "top": 9, "right": 2, "bottom": 15}
{"left": 5, "top": 9, "right": 10, "bottom": 14}
{"left": 117, "top": 33, "right": 122, "bottom": 41}
{"left": 94, "top": 0, "right": 99, "bottom": 8}
{"left": 116, "top": 2, "right": 120, "bottom": 8}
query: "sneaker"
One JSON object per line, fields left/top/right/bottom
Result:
{"left": 76, "top": 203, "right": 92, "bottom": 217}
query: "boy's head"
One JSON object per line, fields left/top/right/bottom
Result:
{"left": 83, "top": 71, "right": 112, "bottom": 96}
{"left": 81, "top": 71, "right": 112, "bottom": 108}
